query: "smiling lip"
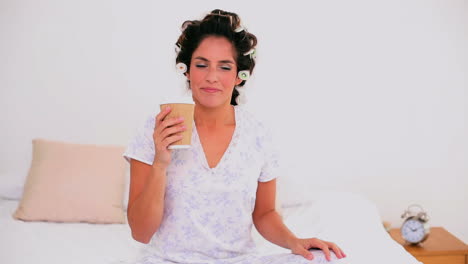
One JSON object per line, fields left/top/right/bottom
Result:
{"left": 201, "top": 88, "right": 221, "bottom": 93}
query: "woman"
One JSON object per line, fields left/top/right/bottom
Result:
{"left": 123, "top": 9, "right": 346, "bottom": 264}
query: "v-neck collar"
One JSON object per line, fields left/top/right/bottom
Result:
{"left": 192, "top": 106, "right": 240, "bottom": 173}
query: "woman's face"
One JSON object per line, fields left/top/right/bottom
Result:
{"left": 186, "top": 36, "right": 242, "bottom": 108}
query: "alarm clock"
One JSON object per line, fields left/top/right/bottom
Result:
{"left": 400, "top": 204, "right": 430, "bottom": 245}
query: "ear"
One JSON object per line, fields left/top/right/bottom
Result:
{"left": 235, "top": 76, "right": 242, "bottom": 86}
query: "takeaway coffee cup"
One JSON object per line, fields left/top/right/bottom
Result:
{"left": 159, "top": 98, "right": 195, "bottom": 149}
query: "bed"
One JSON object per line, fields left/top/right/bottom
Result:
{"left": 0, "top": 191, "right": 421, "bottom": 264}
{"left": 0, "top": 139, "right": 421, "bottom": 264}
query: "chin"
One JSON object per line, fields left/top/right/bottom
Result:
{"left": 197, "top": 97, "right": 229, "bottom": 108}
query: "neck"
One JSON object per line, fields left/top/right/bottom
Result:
{"left": 194, "top": 104, "right": 235, "bottom": 128}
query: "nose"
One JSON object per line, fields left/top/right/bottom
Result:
{"left": 205, "top": 67, "right": 218, "bottom": 83}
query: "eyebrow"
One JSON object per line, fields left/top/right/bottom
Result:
{"left": 194, "top": 56, "right": 235, "bottom": 64}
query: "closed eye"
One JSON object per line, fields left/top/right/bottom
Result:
{"left": 220, "top": 66, "right": 232, "bottom": 71}
{"left": 196, "top": 64, "right": 207, "bottom": 68}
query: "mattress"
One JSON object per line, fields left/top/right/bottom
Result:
{"left": 0, "top": 191, "right": 421, "bottom": 264}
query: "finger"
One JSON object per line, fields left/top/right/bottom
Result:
{"left": 161, "top": 134, "right": 184, "bottom": 149}
{"left": 155, "top": 116, "right": 185, "bottom": 136}
{"left": 155, "top": 106, "right": 172, "bottom": 127}
{"left": 324, "top": 242, "right": 346, "bottom": 259}
{"left": 338, "top": 246, "right": 346, "bottom": 258}
{"left": 298, "top": 248, "right": 314, "bottom": 260}
{"left": 318, "top": 242, "right": 331, "bottom": 261}
{"left": 329, "top": 243, "right": 342, "bottom": 259}
{"left": 160, "top": 124, "right": 186, "bottom": 140}
{"left": 161, "top": 116, "right": 185, "bottom": 130}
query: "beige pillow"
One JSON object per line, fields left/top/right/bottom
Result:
{"left": 13, "top": 138, "right": 127, "bottom": 224}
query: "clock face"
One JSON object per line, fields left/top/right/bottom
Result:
{"left": 401, "top": 219, "right": 426, "bottom": 243}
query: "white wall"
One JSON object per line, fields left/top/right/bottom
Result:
{"left": 1, "top": 0, "right": 467, "bottom": 243}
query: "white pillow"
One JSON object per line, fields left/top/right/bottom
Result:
{"left": 277, "top": 172, "right": 313, "bottom": 208}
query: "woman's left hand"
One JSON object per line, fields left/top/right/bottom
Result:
{"left": 287, "top": 237, "right": 346, "bottom": 261}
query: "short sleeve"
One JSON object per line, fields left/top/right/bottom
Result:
{"left": 258, "top": 127, "right": 281, "bottom": 182}
{"left": 122, "top": 115, "right": 156, "bottom": 165}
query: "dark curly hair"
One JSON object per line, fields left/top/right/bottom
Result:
{"left": 175, "top": 9, "right": 257, "bottom": 105}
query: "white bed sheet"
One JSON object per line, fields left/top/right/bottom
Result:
{"left": 0, "top": 199, "right": 143, "bottom": 264}
{"left": 0, "top": 191, "right": 421, "bottom": 264}
{"left": 253, "top": 191, "right": 422, "bottom": 264}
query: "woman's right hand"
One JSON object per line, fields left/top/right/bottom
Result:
{"left": 152, "top": 106, "right": 186, "bottom": 168}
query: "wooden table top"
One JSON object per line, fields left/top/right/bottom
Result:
{"left": 389, "top": 227, "right": 468, "bottom": 256}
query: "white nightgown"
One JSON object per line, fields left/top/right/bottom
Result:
{"left": 123, "top": 106, "right": 339, "bottom": 264}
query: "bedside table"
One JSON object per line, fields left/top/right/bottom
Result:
{"left": 389, "top": 227, "right": 468, "bottom": 264}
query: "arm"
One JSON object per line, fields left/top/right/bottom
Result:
{"left": 252, "top": 179, "right": 296, "bottom": 249}
{"left": 252, "top": 179, "right": 347, "bottom": 261}
{"left": 126, "top": 160, "right": 167, "bottom": 244}
{"left": 127, "top": 107, "right": 186, "bottom": 244}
